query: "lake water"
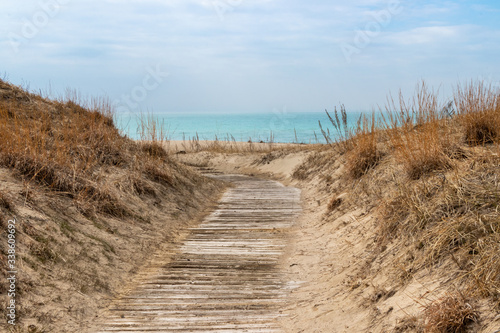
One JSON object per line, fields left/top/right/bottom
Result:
{"left": 114, "top": 111, "right": 368, "bottom": 144}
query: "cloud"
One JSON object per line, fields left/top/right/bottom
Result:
{"left": 0, "top": 0, "right": 499, "bottom": 112}
{"left": 389, "top": 25, "right": 462, "bottom": 45}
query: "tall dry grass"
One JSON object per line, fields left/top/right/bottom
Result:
{"left": 137, "top": 112, "right": 170, "bottom": 159}
{"left": 320, "top": 105, "right": 380, "bottom": 178}
{"left": 347, "top": 113, "right": 380, "bottom": 178}
{"left": 0, "top": 79, "right": 187, "bottom": 217}
{"left": 371, "top": 81, "right": 500, "bottom": 289}
{"left": 421, "top": 292, "right": 478, "bottom": 333}
{"left": 382, "top": 82, "right": 454, "bottom": 179}
{"left": 455, "top": 81, "right": 500, "bottom": 145}
{"left": 314, "top": 80, "right": 500, "bottom": 327}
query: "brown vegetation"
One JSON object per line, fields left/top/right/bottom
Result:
{"left": 320, "top": 105, "right": 381, "bottom": 178}
{"left": 0, "top": 79, "right": 222, "bottom": 332}
{"left": 422, "top": 292, "right": 478, "bottom": 333}
{"left": 294, "top": 80, "right": 500, "bottom": 331}
{"left": 455, "top": 81, "right": 500, "bottom": 145}
{"left": 382, "top": 83, "right": 454, "bottom": 180}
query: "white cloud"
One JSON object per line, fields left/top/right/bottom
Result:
{"left": 1, "top": 0, "right": 499, "bottom": 112}
{"left": 389, "top": 25, "right": 462, "bottom": 45}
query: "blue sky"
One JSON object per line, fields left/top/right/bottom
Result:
{"left": 1, "top": 0, "right": 499, "bottom": 114}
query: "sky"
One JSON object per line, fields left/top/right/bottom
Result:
{"left": 1, "top": 0, "right": 500, "bottom": 114}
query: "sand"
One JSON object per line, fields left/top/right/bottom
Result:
{"left": 163, "top": 140, "right": 306, "bottom": 154}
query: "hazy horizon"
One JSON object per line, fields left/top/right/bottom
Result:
{"left": 2, "top": 0, "right": 500, "bottom": 114}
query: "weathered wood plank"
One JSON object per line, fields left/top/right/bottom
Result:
{"left": 95, "top": 174, "right": 300, "bottom": 332}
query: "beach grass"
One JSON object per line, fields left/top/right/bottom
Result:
{"left": 0, "top": 78, "right": 226, "bottom": 331}
{"left": 0, "top": 80, "right": 207, "bottom": 217}
{"left": 304, "top": 80, "right": 500, "bottom": 330}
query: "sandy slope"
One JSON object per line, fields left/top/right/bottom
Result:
{"left": 0, "top": 165, "right": 224, "bottom": 333}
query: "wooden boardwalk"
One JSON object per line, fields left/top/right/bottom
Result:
{"left": 95, "top": 174, "right": 301, "bottom": 332}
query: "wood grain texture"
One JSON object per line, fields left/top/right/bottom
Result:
{"left": 95, "top": 173, "right": 301, "bottom": 332}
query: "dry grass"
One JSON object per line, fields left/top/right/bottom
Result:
{"left": 142, "top": 142, "right": 168, "bottom": 159}
{"left": 455, "top": 81, "right": 500, "bottom": 146}
{"left": 0, "top": 79, "right": 192, "bottom": 217}
{"left": 422, "top": 292, "right": 478, "bottom": 333}
{"left": 144, "top": 161, "right": 174, "bottom": 186}
{"left": 137, "top": 112, "right": 170, "bottom": 159}
{"left": 377, "top": 153, "right": 500, "bottom": 298}
{"left": 320, "top": 105, "right": 381, "bottom": 178}
{"left": 0, "top": 82, "right": 126, "bottom": 215}
{"left": 304, "top": 80, "right": 500, "bottom": 329}
{"left": 319, "top": 82, "right": 459, "bottom": 180}
{"left": 174, "top": 135, "right": 303, "bottom": 154}
{"left": 376, "top": 84, "right": 499, "bottom": 331}
{"left": 0, "top": 78, "right": 223, "bottom": 332}
{"left": 292, "top": 148, "right": 337, "bottom": 180}
{"left": 346, "top": 113, "right": 381, "bottom": 178}
{"left": 319, "top": 105, "right": 351, "bottom": 151}
{"left": 382, "top": 82, "right": 454, "bottom": 179}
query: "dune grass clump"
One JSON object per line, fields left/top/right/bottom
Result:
{"left": 346, "top": 114, "right": 381, "bottom": 179}
{"left": 320, "top": 105, "right": 381, "bottom": 178}
{"left": 455, "top": 81, "right": 500, "bottom": 146}
{"left": 137, "top": 112, "right": 170, "bottom": 159}
{"left": 0, "top": 79, "right": 193, "bottom": 218}
{"left": 422, "top": 292, "right": 478, "bottom": 333}
{"left": 0, "top": 82, "right": 129, "bottom": 216}
{"left": 320, "top": 105, "right": 351, "bottom": 152}
{"left": 379, "top": 156, "right": 500, "bottom": 294}
{"left": 383, "top": 82, "right": 453, "bottom": 180}
{"left": 142, "top": 142, "right": 169, "bottom": 159}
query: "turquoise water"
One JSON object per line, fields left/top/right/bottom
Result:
{"left": 115, "top": 111, "right": 367, "bottom": 144}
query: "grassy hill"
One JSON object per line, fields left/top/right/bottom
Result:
{"left": 0, "top": 79, "right": 223, "bottom": 332}
{"left": 291, "top": 81, "right": 500, "bottom": 332}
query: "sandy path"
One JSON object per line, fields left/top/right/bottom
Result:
{"left": 93, "top": 173, "right": 301, "bottom": 332}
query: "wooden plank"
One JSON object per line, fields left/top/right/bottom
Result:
{"left": 95, "top": 174, "right": 300, "bottom": 332}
